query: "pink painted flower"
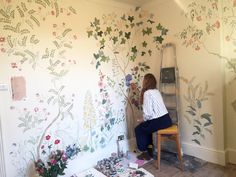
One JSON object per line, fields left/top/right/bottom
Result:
{"left": 0, "top": 37, "right": 5, "bottom": 42}
{"left": 54, "top": 139, "right": 60, "bottom": 144}
{"left": 46, "top": 135, "right": 51, "bottom": 140}
{"left": 62, "top": 154, "right": 67, "bottom": 162}
{"left": 51, "top": 11, "right": 55, "bottom": 15}
{"left": 225, "top": 36, "right": 230, "bottom": 41}
{"left": 196, "top": 16, "right": 202, "bottom": 21}
{"left": 50, "top": 159, "right": 57, "bottom": 165}
{"left": 195, "top": 46, "right": 200, "bottom": 51}
{"left": 98, "top": 81, "right": 103, "bottom": 88}
{"left": 11, "top": 63, "right": 17, "bottom": 68}
{"left": 41, "top": 145, "right": 44, "bottom": 149}
{"left": 130, "top": 83, "right": 137, "bottom": 90}
{"left": 34, "top": 107, "right": 39, "bottom": 112}
{"left": 1, "top": 48, "right": 6, "bottom": 52}
{"left": 215, "top": 20, "right": 220, "bottom": 29}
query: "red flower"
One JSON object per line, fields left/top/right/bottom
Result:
{"left": 54, "top": 139, "right": 60, "bottom": 144}
{"left": 46, "top": 135, "right": 51, "bottom": 140}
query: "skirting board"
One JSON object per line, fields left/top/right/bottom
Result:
{"left": 182, "top": 142, "right": 226, "bottom": 166}
{"left": 128, "top": 139, "right": 226, "bottom": 165}
{"left": 226, "top": 148, "right": 236, "bottom": 164}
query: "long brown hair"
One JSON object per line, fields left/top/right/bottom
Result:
{"left": 140, "top": 73, "right": 157, "bottom": 104}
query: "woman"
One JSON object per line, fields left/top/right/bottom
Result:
{"left": 135, "top": 73, "right": 172, "bottom": 160}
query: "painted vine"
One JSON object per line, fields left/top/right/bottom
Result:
{"left": 176, "top": 0, "right": 236, "bottom": 111}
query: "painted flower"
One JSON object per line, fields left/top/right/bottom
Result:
{"left": 196, "top": 16, "right": 202, "bottom": 21}
{"left": 0, "top": 37, "right": 5, "bottom": 42}
{"left": 225, "top": 36, "right": 230, "bottom": 41}
{"left": 130, "top": 83, "right": 137, "bottom": 90}
{"left": 34, "top": 107, "right": 39, "bottom": 112}
{"left": 54, "top": 139, "right": 60, "bottom": 144}
{"left": 46, "top": 135, "right": 51, "bottom": 140}
{"left": 125, "top": 74, "right": 132, "bottom": 81}
{"left": 11, "top": 63, "right": 17, "bottom": 68}
{"left": 50, "top": 159, "right": 57, "bottom": 165}
{"left": 62, "top": 154, "right": 67, "bottom": 162}
{"left": 215, "top": 20, "right": 220, "bottom": 29}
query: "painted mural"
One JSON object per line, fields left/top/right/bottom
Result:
{"left": 180, "top": 76, "right": 214, "bottom": 145}
{"left": 0, "top": 0, "right": 169, "bottom": 176}
{"left": 0, "top": 0, "right": 80, "bottom": 176}
{"left": 176, "top": 0, "right": 236, "bottom": 112}
{"left": 87, "top": 7, "right": 168, "bottom": 139}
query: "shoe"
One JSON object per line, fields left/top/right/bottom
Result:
{"left": 147, "top": 147, "right": 153, "bottom": 158}
{"left": 137, "top": 152, "right": 151, "bottom": 161}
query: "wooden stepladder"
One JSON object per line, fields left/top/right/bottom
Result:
{"left": 156, "top": 43, "right": 183, "bottom": 170}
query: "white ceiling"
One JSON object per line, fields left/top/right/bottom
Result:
{"left": 112, "top": 0, "right": 154, "bottom": 6}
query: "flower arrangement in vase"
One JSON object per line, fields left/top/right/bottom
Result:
{"left": 35, "top": 137, "right": 80, "bottom": 177}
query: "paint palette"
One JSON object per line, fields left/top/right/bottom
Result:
{"left": 71, "top": 167, "right": 106, "bottom": 177}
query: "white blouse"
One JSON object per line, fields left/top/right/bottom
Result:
{"left": 142, "top": 89, "right": 168, "bottom": 121}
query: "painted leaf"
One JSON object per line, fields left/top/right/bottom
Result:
{"left": 62, "top": 28, "right": 72, "bottom": 37}
{"left": 54, "top": 2, "right": 59, "bottom": 17}
{"left": 192, "top": 131, "right": 200, "bottom": 135}
{"left": 188, "top": 105, "right": 196, "bottom": 111}
{"left": 186, "top": 110, "right": 196, "bottom": 116}
{"left": 204, "top": 128, "right": 213, "bottom": 134}
{"left": 204, "top": 122, "right": 213, "bottom": 127}
{"left": 154, "top": 36, "right": 164, "bottom": 44}
{"left": 196, "top": 99, "right": 202, "bottom": 108}
{"left": 194, "top": 125, "right": 201, "bottom": 132}
{"left": 69, "top": 6, "right": 77, "bottom": 14}
{"left": 194, "top": 119, "right": 202, "bottom": 125}
{"left": 192, "top": 139, "right": 201, "bottom": 145}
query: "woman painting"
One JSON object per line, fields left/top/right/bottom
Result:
{"left": 135, "top": 73, "right": 172, "bottom": 160}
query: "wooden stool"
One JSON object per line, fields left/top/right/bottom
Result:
{"left": 156, "top": 124, "right": 183, "bottom": 170}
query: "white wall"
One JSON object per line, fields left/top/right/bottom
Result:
{"left": 143, "top": 0, "right": 226, "bottom": 165}
{"left": 0, "top": 0, "right": 170, "bottom": 176}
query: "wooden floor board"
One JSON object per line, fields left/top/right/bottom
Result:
{"left": 142, "top": 161, "right": 236, "bottom": 177}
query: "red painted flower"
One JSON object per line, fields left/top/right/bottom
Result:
{"left": 54, "top": 139, "right": 60, "bottom": 144}
{"left": 45, "top": 135, "right": 51, "bottom": 140}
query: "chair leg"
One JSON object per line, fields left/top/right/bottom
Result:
{"left": 157, "top": 134, "right": 161, "bottom": 169}
{"left": 176, "top": 133, "right": 183, "bottom": 170}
